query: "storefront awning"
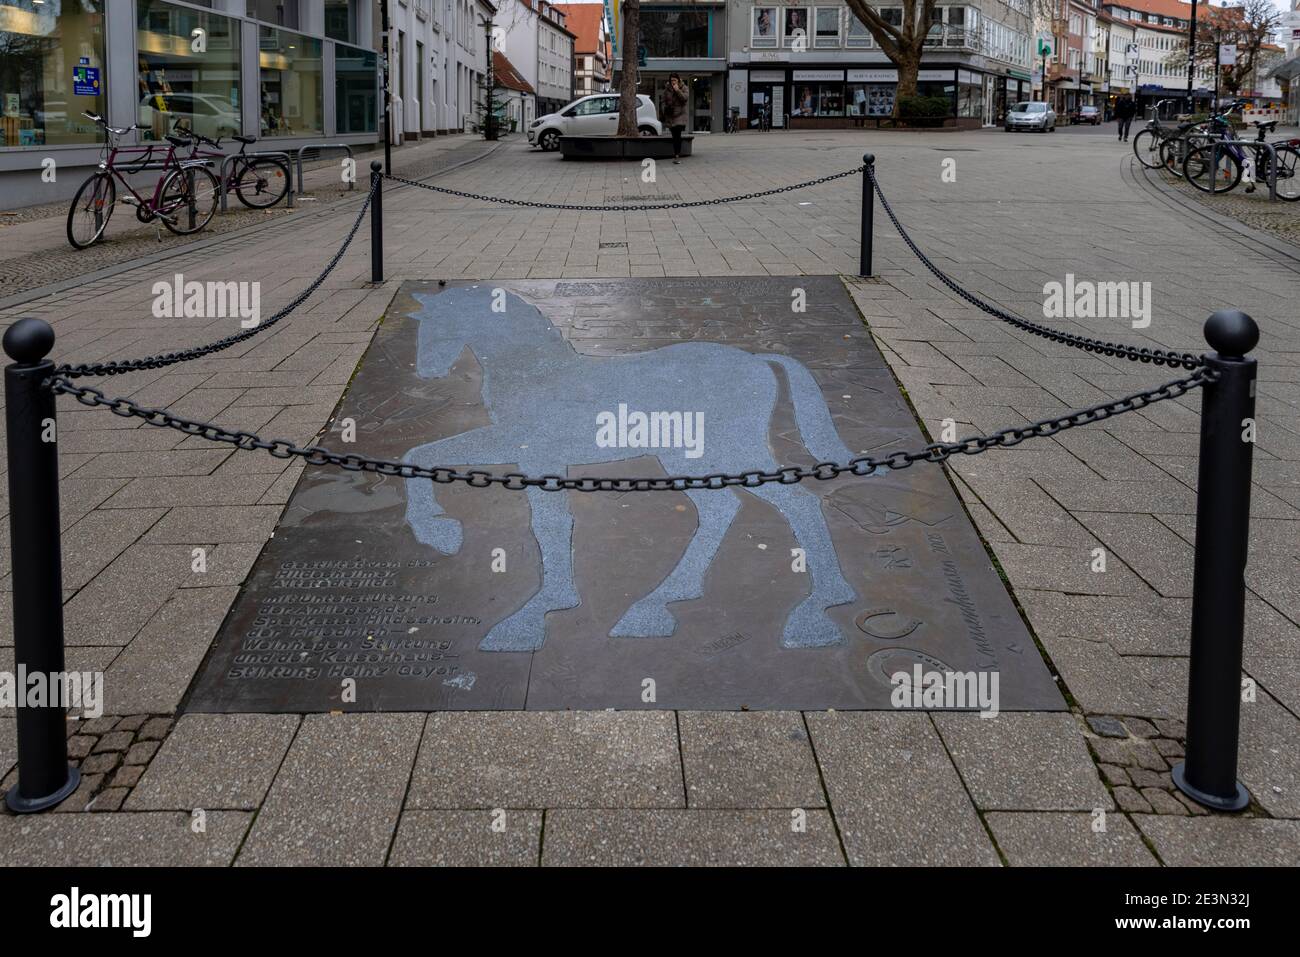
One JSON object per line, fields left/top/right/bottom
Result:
{"left": 1268, "top": 54, "right": 1300, "bottom": 81}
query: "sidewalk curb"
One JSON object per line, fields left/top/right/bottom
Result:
{"left": 0, "top": 141, "right": 501, "bottom": 313}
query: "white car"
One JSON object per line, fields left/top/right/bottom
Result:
{"left": 139, "top": 91, "right": 241, "bottom": 142}
{"left": 1005, "top": 100, "right": 1056, "bottom": 133}
{"left": 527, "top": 94, "right": 663, "bottom": 151}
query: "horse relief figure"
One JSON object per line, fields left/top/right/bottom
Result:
{"left": 402, "top": 286, "right": 867, "bottom": 652}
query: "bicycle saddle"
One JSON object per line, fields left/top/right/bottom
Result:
{"left": 165, "top": 134, "right": 192, "bottom": 147}
{"left": 232, "top": 134, "right": 257, "bottom": 145}
{"left": 1253, "top": 120, "right": 1278, "bottom": 132}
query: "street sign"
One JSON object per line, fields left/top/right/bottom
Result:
{"left": 1037, "top": 37, "right": 1053, "bottom": 57}
{"left": 1219, "top": 43, "right": 1237, "bottom": 67}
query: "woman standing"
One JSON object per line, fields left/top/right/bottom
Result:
{"left": 662, "top": 74, "right": 689, "bottom": 164}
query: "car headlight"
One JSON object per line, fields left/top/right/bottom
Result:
{"left": 529, "top": 119, "right": 542, "bottom": 129}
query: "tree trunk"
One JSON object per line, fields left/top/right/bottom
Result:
{"left": 895, "top": 48, "right": 920, "bottom": 107}
{"left": 617, "top": 0, "right": 641, "bottom": 137}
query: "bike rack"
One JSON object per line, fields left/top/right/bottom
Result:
{"left": 1197, "top": 134, "right": 1280, "bottom": 201}
{"left": 218, "top": 150, "right": 295, "bottom": 212}
{"left": 295, "top": 143, "right": 356, "bottom": 196}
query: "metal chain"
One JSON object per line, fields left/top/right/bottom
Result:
{"left": 49, "top": 367, "right": 1214, "bottom": 493}
{"left": 865, "top": 166, "right": 1207, "bottom": 372}
{"left": 54, "top": 179, "right": 379, "bottom": 380}
{"left": 383, "top": 166, "right": 865, "bottom": 212}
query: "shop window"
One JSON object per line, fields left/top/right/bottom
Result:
{"left": 847, "top": 83, "right": 895, "bottom": 117}
{"left": 790, "top": 83, "right": 817, "bottom": 116}
{"left": 813, "top": 8, "right": 840, "bottom": 48}
{"left": 138, "top": 0, "right": 241, "bottom": 143}
{"left": 335, "top": 45, "right": 374, "bottom": 135}
{"left": 817, "top": 83, "right": 844, "bottom": 115}
{"left": 258, "top": 26, "right": 322, "bottom": 136}
{"left": 1, "top": 0, "right": 107, "bottom": 148}
{"left": 752, "top": 7, "right": 777, "bottom": 49}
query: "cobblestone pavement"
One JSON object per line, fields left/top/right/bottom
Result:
{"left": 0, "top": 128, "right": 1297, "bottom": 865}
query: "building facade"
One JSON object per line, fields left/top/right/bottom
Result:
{"left": 0, "top": 0, "right": 386, "bottom": 208}
{"left": 496, "top": 0, "right": 575, "bottom": 116}
{"left": 554, "top": 3, "right": 610, "bottom": 95}
{"left": 721, "top": 2, "right": 1035, "bottom": 130}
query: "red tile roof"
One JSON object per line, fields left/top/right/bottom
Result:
{"left": 493, "top": 51, "right": 535, "bottom": 95}
{"left": 551, "top": 3, "right": 606, "bottom": 55}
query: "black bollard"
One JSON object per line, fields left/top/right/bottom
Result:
{"left": 860, "top": 153, "right": 874, "bottom": 278}
{"left": 3, "top": 318, "right": 79, "bottom": 813}
{"left": 370, "top": 160, "right": 384, "bottom": 284}
{"left": 1172, "top": 309, "right": 1259, "bottom": 812}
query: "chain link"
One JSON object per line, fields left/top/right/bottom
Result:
{"left": 382, "top": 166, "right": 865, "bottom": 212}
{"left": 49, "top": 367, "right": 1214, "bottom": 493}
{"left": 54, "top": 179, "right": 379, "bottom": 380}
{"left": 865, "top": 166, "right": 1207, "bottom": 372}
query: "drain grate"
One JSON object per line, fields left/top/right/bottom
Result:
{"left": 598, "top": 242, "right": 629, "bottom": 249}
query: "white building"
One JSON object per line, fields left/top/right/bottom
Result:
{"left": 386, "top": 0, "right": 496, "bottom": 141}
{"left": 495, "top": 0, "right": 576, "bottom": 115}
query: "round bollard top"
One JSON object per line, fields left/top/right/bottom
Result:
{"left": 863, "top": 152, "right": 875, "bottom": 166}
{"left": 370, "top": 159, "right": 383, "bottom": 172}
{"left": 1204, "top": 310, "right": 1259, "bottom": 359}
{"left": 3, "top": 317, "right": 55, "bottom": 365}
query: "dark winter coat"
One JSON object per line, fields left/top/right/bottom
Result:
{"left": 662, "top": 85, "right": 688, "bottom": 128}
{"left": 1114, "top": 97, "right": 1136, "bottom": 120}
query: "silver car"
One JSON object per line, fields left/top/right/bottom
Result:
{"left": 1005, "top": 100, "right": 1056, "bottom": 133}
{"left": 527, "top": 94, "right": 663, "bottom": 151}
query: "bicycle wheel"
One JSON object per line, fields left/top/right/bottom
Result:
{"left": 66, "top": 172, "right": 116, "bottom": 249}
{"left": 1132, "top": 129, "right": 1165, "bottom": 169}
{"left": 233, "top": 157, "right": 288, "bottom": 209}
{"left": 1183, "top": 144, "right": 1242, "bottom": 193}
{"left": 1266, "top": 145, "right": 1300, "bottom": 202}
{"left": 159, "top": 165, "right": 220, "bottom": 235}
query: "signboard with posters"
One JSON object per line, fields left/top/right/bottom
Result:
{"left": 1218, "top": 43, "right": 1237, "bottom": 67}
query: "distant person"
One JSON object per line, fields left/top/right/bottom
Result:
{"left": 662, "top": 73, "right": 688, "bottom": 164}
{"left": 1115, "top": 94, "right": 1136, "bottom": 142}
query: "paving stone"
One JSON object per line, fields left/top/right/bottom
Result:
{"left": 80, "top": 753, "right": 121, "bottom": 774}
{"left": 66, "top": 734, "right": 95, "bottom": 759}
{"left": 540, "top": 809, "right": 844, "bottom": 866}
{"left": 678, "top": 711, "right": 824, "bottom": 809}
{"left": 1130, "top": 744, "right": 1168, "bottom": 771}
{"left": 124, "top": 741, "right": 160, "bottom": 766}
{"left": 1112, "top": 785, "right": 1152, "bottom": 813}
{"left": 1154, "top": 717, "right": 1186, "bottom": 738}
{"left": 88, "top": 787, "right": 129, "bottom": 812}
{"left": 138, "top": 717, "right": 173, "bottom": 740}
{"left": 103, "top": 586, "right": 240, "bottom": 714}
{"left": 408, "top": 712, "right": 682, "bottom": 809}
{"left": 92, "top": 731, "right": 134, "bottom": 753}
{"left": 1171, "top": 790, "right": 1210, "bottom": 816}
{"left": 986, "top": 812, "right": 1157, "bottom": 866}
{"left": 935, "top": 712, "right": 1111, "bottom": 811}
{"left": 1039, "top": 633, "right": 1180, "bottom": 718}
{"left": 51, "top": 772, "right": 103, "bottom": 813}
{"left": 806, "top": 712, "right": 998, "bottom": 866}
{"left": 237, "top": 714, "right": 422, "bottom": 866}
{"left": 1129, "top": 768, "right": 1173, "bottom": 789}
{"left": 1098, "top": 763, "right": 1130, "bottom": 787}
{"left": 389, "top": 810, "right": 542, "bottom": 867}
{"left": 1141, "top": 788, "right": 1189, "bottom": 815}
{"left": 127, "top": 714, "right": 300, "bottom": 810}
{"left": 81, "top": 717, "right": 120, "bottom": 735}
{"left": 110, "top": 764, "right": 145, "bottom": 789}
{"left": 1135, "top": 816, "right": 1300, "bottom": 866}
{"left": 1237, "top": 690, "right": 1300, "bottom": 819}
{"left": 1125, "top": 717, "right": 1160, "bottom": 738}
{"left": 114, "top": 715, "right": 148, "bottom": 732}
{"left": 0, "top": 812, "right": 252, "bottom": 865}
{"left": 1087, "top": 715, "right": 1128, "bottom": 738}
{"left": 1153, "top": 738, "right": 1184, "bottom": 759}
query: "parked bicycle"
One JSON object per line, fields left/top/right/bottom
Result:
{"left": 174, "top": 122, "right": 289, "bottom": 209}
{"left": 1131, "top": 98, "right": 1225, "bottom": 170}
{"left": 1182, "top": 119, "right": 1300, "bottom": 200}
{"left": 66, "top": 112, "right": 219, "bottom": 249}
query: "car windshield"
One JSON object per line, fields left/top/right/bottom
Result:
{"left": 1011, "top": 102, "right": 1046, "bottom": 113}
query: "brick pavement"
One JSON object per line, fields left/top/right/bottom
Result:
{"left": 0, "top": 128, "right": 1296, "bottom": 865}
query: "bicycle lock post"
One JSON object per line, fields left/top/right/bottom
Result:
{"left": 370, "top": 160, "right": 384, "bottom": 284}
{"left": 1172, "top": 309, "right": 1259, "bottom": 812}
{"left": 3, "top": 318, "right": 79, "bottom": 813}
{"left": 859, "top": 153, "right": 874, "bottom": 278}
